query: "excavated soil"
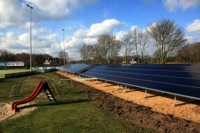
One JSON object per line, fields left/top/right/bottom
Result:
{"left": 56, "top": 71, "right": 200, "bottom": 133}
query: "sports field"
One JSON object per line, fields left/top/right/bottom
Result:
{"left": 0, "top": 69, "right": 30, "bottom": 79}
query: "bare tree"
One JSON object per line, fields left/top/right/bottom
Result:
{"left": 120, "top": 32, "right": 134, "bottom": 65}
{"left": 108, "top": 40, "right": 121, "bottom": 63}
{"left": 93, "top": 44, "right": 103, "bottom": 64}
{"left": 132, "top": 28, "right": 139, "bottom": 61}
{"left": 131, "top": 28, "right": 149, "bottom": 63}
{"left": 138, "top": 32, "right": 149, "bottom": 63}
{"left": 79, "top": 43, "right": 94, "bottom": 63}
{"left": 146, "top": 19, "right": 187, "bottom": 64}
{"left": 58, "top": 50, "right": 69, "bottom": 64}
{"left": 152, "top": 49, "right": 160, "bottom": 63}
{"left": 97, "top": 34, "right": 121, "bottom": 64}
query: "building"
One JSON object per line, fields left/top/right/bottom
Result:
{"left": 43, "top": 58, "right": 61, "bottom": 66}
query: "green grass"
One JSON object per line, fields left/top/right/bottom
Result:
{"left": 0, "top": 69, "right": 30, "bottom": 75}
{"left": 0, "top": 69, "right": 30, "bottom": 79}
{"left": 0, "top": 72, "right": 155, "bottom": 133}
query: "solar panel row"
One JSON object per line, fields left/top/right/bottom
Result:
{"left": 97, "top": 65, "right": 200, "bottom": 79}
{"left": 58, "top": 64, "right": 93, "bottom": 74}
{"left": 81, "top": 64, "right": 200, "bottom": 100}
{"left": 58, "top": 64, "right": 200, "bottom": 100}
{"left": 128, "top": 64, "right": 199, "bottom": 71}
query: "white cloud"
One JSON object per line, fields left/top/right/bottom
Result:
{"left": 0, "top": 0, "right": 26, "bottom": 28}
{"left": 66, "top": 37, "right": 82, "bottom": 48}
{"left": 0, "top": 32, "right": 28, "bottom": 51}
{"left": 130, "top": 26, "right": 139, "bottom": 32}
{"left": 25, "top": 0, "right": 98, "bottom": 20}
{"left": 63, "top": 19, "right": 125, "bottom": 59}
{"left": 73, "top": 19, "right": 124, "bottom": 39}
{"left": 0, "top": 0, "right": 98, "bottom": 28}
{"left": 73, "top": 27, "right": 88, "bottom": 38}
{"left": 145, "top": 22, "right": 160, "bottom": 35}
{"left": 185, "top": 35, "right": 200, "bottom": 43}
{"left": 185, "top": 36, "right": 195, "bottom": 43}
{"left": 163, "top": 0, "right": 200, "bottom": 12}
{"left": 0, "top": 27, "right": 61, "bottom": 56}
{"left": 18, "top": 33, "right": 29, "bottom": 46}
{"left": 83, "top": 38, "right": 97, "bottom": 45}
{"left": 185, "top": 19, "right": 200, "bottom": 43}
{"left": 87, "top": 19, "right": 124, "bottom": 37}
{"left": 186, "top": 19, "right": 200, "bottom": 33}
{"left": 115, "top": 31, "right": 127, "bottom": 41}
{"left": 62, "top": 19, "right": 125, "bottom": 59}
{"left": 0, "top": 18, "right": 125, "bottom": 60}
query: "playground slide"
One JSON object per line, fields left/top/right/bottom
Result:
{"left": 12, "top": 81, "right": 45, "bottom": 112}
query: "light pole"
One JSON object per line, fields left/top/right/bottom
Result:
{"left": 27, "top": 4, "right": 33, "bottom": 71}
{"left": 62, "top": 29, "right": 65, "bottom": 66}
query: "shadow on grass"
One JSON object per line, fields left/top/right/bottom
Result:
{"left": 19, "top": 99, "right": 91, "bottom": 110}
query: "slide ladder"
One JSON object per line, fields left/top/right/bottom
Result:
{"left": 44, "top": 85, "right": 57, "bottom": 103}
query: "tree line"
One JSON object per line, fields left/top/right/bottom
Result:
{"left": 79, "top": 19, "right": 200, "bottom": 64}
{"left": 0, "top": 50, "right": 64, "bottom": 68}
{"left": 176, "top": 42, "right": 200, "bottom": 63}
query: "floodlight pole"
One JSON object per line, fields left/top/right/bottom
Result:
{"left": 62, "top": 29, "right": 65, "bottom": 66}
{"left": 27, "top": 4, "right": 33, "bottom": 72}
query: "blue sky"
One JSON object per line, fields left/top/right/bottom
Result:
{"left": 0, "top": 0, "right": 200, "bottom": 60}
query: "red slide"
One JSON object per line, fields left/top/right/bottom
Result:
{"left": 12, "top": 81, "right": 45, "bottom": 112}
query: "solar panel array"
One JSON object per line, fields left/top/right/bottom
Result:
{"left": 58, "top": 64, "right": 94, "bottom": 74}
{"left": 81, "top": 64, "right": 200, "bottom": 100}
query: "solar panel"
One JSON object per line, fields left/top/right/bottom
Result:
{"left": 91, "top": 65, "right": 200, "bottom": 79}
{"left": 80, "top": 64, "right": 200, "bottom": 100}
{"left": 58, "top": 64, "right": 97, "bottom": 74}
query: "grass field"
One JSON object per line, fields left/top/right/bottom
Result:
{"left": 0, "top": 72, "right": 154, "bottom": 133}
{"left": 0, "top": 69, "right": 30, "bottom": 75}
{"left": 0, "top": 69, "right": 30, "bottom": 79}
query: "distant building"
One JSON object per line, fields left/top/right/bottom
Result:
{"left": 43, "top": 58, "right": 61, "bottom": 66}
{"left": 130, "top": 59, "right": 137, "bottom": 64}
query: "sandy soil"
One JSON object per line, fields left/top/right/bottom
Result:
{"left": 83, "top": 80, "right": 200, "bottom": 123}
{"left": 0, "top": 102, "right": 36, "bottom": 122}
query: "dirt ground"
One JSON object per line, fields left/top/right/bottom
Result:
{"left": 56, "top": 71, "right": 200, "bottom": 133}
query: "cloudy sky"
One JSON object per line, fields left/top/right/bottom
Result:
{"left": 0, "top": 0, "right": 200, "bottom": 60}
